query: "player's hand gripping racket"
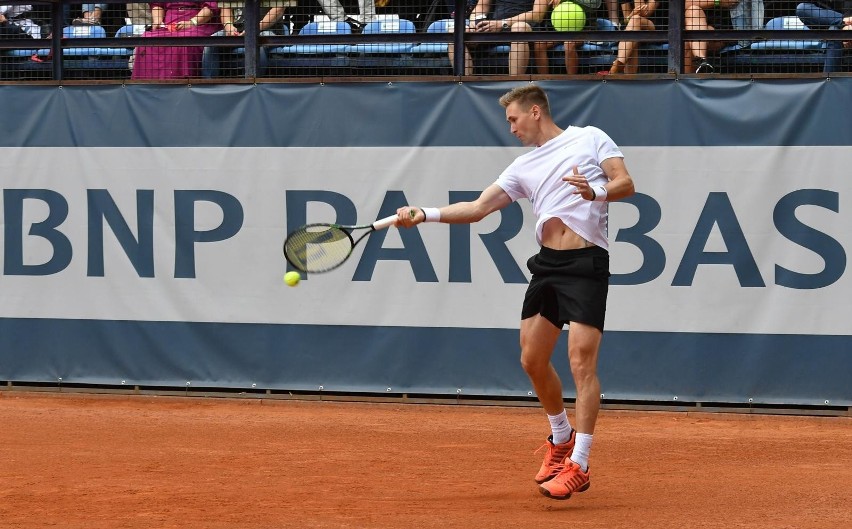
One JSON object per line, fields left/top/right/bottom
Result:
{"left": 283, "top": 211, "right": 413, "bottom": 274}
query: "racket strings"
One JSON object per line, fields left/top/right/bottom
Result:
{"left": 284, "top": 226, "right": 353, "bottom": 273}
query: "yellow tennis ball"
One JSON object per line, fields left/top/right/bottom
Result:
{"left": 551, "top": 1, "right": 586, "bottom": 32}
{"left": 283, "top": 271, "right": 301, "bottom": 287}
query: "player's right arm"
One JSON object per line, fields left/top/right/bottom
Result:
{"left": 396, "top": 184, "right": 513, "bottom": 228}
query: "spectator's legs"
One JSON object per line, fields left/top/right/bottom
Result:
{"left": 508, "top": 23, "right": 532, "bottom": 75}
{"left": 201, "top": 29, "right": 227, "bottom": 78}
{"left": 605, "top": 0, "right": 621, "bottom": 25}
{"left": 564, "top": 41, "right": 579, "bottom": 75}
{"left": 533, "top": 41, "right": 579, "bottom": 75}
{"left": 684, "top": 5, "right": 709, "bottom": 72}
{"left": 795, "top": 2, "right": 844, "bottom": 73}
{"left": 316, "top": 0, "right": 346, "bottom": 21}
{"left": 533, "top": 41, "right": 554, "bottom": 74}
{"left": 448, "top": 43, "right": 474, "bottom": 75}
{"left": 259, "top": 6, "right": 289, "bottom": 32}
{"left": 357, "top": 0, "right": 377, "bottom": 23}
{"left": 620, "top": 1, "right": 632, "bottom": 22}
{"left": 614, "top": 16, "right": 655, "bottom": 74}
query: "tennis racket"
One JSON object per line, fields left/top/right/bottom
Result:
{"left": 283, "top": 211, "right": 412, "bottom": 274}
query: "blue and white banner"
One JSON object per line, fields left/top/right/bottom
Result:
{"left": 2, "top": 145, "right": 850, "bottom": 337}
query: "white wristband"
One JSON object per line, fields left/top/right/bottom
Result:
{"left": 421, "top": 207, "right": 441, "bottom": 222}
{"left": 592, "top": 185, "right": 608, "bottom": 202}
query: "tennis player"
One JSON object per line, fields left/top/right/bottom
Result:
{"left": 395, "top": 84, "right": 635, "bottom": 500}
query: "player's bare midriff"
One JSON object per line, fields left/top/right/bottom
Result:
{"left": 540, "top": 218, "right": 595, "bottom": 250}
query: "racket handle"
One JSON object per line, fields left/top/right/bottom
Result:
{"left": 372, "top": 214, "right": 399, "bottom": 230}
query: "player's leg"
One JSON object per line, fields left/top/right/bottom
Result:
{"left": 566, "top": 321, "right": 602, "bottom": 440}
{"left": 539, "top": 321, "right": 601, "bottom": 499}
{"left": 520, "top": 313, "right": 575, "bottom": 483}
{"left": 520, "top": 314, "right": 564, "bottom": 415}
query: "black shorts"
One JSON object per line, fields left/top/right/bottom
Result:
{"left": 521, "top": 246, "right": 610, "bottom": 331}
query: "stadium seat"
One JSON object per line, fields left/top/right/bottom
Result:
{"left": 5, "top": 24, "right": 131, "bottom": 80}
{"left": 409, "top": 18, "right": 453, "bottom": 74}
{"left": 202, "top": 29, "right": 286, "bottom": 78}
{"left": 720, "top": 16, "right": 825, "bottom": 73}
{"left": 266, "top": 19, "right": 352, "bottom": 76}
{"left": 750, "top": 16, "right": 822, "bottom": 50}
{"left": 348, "top": 16, "right": 417, "bottom": 74}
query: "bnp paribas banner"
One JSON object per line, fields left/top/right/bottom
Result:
{"left": 0, "top": 81, "right": 849, "bottom": 406}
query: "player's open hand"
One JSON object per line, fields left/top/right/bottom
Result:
{"left": 563, "top": 166, "right": 595, "bottom": 200}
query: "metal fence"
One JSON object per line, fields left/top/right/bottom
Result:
{"left": 0, "top": 0, "right": 850, "bottom": 80}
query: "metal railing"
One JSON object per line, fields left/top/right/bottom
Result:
{"left": 0, "top": 0, "right": 849, "bottom": 81}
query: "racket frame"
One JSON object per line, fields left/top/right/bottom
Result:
{"left": 283, "top": 214, "right": 399, "bottom": 273}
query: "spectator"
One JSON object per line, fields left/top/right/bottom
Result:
{"left": 607, "top": 0, "right": 666, "bottom": 74}
{"left": 316, "top": 0, "right": 377, "bottom": 29}
{"left": 605, "top": 0, "right": 623, "bottom": 24}
{"left": 127, "top": 3, "right": 154, "bottom": 26}
{"left": 533, "top": 0, "right": 598, "bottom": 76}
{"left": 729, "top": 0, "right": 763, "bottom": 48}
{"left": 684, "top": 0, "right": 739, "bottom": 73}
{"left": 450, "top": 0, "right": 551, "bottom": 75}
{"left": 0, "top": 4, "right": 41, "bottom": 38}
{"left": 218, "top": 1, "right": 293, "bottom": 35}
{"left": 131, "top": 2, "right": 223, "bottom": 79}
{"left": 73, "top": 3, "right": 106, "bottom": 25}
{"left": 795, "top": 0, "right": 852, "bottom": 73}
{"left": 201, "top": 1, "right": 294, "bottom": 78}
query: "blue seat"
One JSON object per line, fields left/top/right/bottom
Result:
{"left": 409, "top": 18, "right": 453, "bottom": 74}
{"left": 205, "top": 29, "right": 287, "bottom": 78}
{"left": 410, "top": 18, "right": 452, "bottom": 56}
{"left": 750, "top": 16, "right": 822, "bottom": 51}
{"left": 267, "top": 20, "right": 351, "bottom": 55}
{"left": 349, "top": 17, "right": 416, "bottom": 54}
{"left": 266, "top": 20, "right": 352, "bottom": 76}
{"left": 720, "top": 16, "right": 825, "bottom": 73}
{"left": 115, "top": 24, "right": 146, "bottom": 38}
{"left": 0, "top": 25, "right": 106, "bottom": 59}
{"left": 348, "top": 17, "right": 417, "bottom": 73}
{"left": 3, "top": 23, "right": 132, "bottom": 80}
{"left": 24, "top": 25, "right": 132, "bottom": 58}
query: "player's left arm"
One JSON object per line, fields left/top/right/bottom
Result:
{"left": 599, "top": 156, "right": 635, "bottom": 201}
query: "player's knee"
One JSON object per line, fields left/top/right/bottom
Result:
{"left": 520, "top": 351, "right": 549, "bottom": 378}
{"left": 569, "top": 355, "right": 598, "bottom": 385}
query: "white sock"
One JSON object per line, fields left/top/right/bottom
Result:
{"left": 547, "top": 410, "right": 573, "bottom": 445}
{"left": 570, "top": 433, "right": 593, "bottom": 471}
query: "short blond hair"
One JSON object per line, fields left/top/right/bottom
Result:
{"left": 498, "top": 85, "right": 551, "bottom": 117}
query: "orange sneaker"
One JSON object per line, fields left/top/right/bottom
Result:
{"left": 538, "top": 460, "right": 590, "bottom": 500}
{"left": 534, "top": 432, "right": 575, "bottom": 484}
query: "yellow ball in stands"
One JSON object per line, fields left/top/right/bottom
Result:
{"left": 551, "top": 2, "right": 586, "bottom": 32}
{"left": 284, "top": 271, "right": 301, "bottom": 287}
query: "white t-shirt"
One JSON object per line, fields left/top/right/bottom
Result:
{"left": 494, "top": 126, "right": 623, "bottom": 250}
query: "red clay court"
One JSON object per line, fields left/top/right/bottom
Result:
{"left": 1, "top": 391, "right": 850, "bottom": 529}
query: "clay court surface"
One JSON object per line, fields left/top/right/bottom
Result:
{"left": 1, "top": 392, "right": 850, "bottom": 529}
